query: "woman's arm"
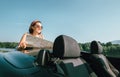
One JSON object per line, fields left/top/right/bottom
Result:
{"left": 18, "top": 33, "right": 27, "bottom": 49}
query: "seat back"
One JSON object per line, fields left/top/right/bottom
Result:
{"left": 53, "top": 35, "right": 97, "bottom": 77}
{"left": 90, "top": 41, "right": 119, "bottom": 77}
{"left": 34, "top": 50, "right": 51, "bottom": 66}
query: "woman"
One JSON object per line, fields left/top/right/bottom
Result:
{"left": 18, "top": 20, "right": 44, "bottom": 53}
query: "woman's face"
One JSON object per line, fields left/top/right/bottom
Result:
{"left": 33, "top": 22, "right": 42, "bottom": 34}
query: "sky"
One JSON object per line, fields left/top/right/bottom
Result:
{"left": 0, "top": 0, "right": 120, "bottom": 43}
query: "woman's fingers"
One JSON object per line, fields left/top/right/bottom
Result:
{"left": 18, "top": 42, "right": 27, "bottom": 49}
{"left": 22, "top": 42, "right": 26, "bottom": 49}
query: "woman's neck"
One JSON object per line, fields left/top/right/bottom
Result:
{"left": 32, "top": 32, "right": 39, "bottom": 37}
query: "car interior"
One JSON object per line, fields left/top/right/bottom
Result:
{"left": 35, "top": 35, "right": 97, "bottom": 77}
{"left": 35, "top": 35, "right": 120, "bottom": 77}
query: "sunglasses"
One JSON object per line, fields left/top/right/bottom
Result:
{"left": 34, "top": 25, "right": 43, "bottom": 29}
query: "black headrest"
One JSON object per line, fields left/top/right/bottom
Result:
{"left": 90, "top": 40, "right": 103, "bottom": 54}
{"left": 53, "top": 35, "right": 80, "bottom": 59}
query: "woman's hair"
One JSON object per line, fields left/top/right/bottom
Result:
{"left": 29, "top": 20, "right": 42, "bottom": 34}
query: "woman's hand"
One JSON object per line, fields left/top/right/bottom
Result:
{"left": 18, "top": 42, "right": 27, "bottom": 50}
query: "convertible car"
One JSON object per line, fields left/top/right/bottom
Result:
{"left": 0, "top": 35, "right": 120, "bottom": 77}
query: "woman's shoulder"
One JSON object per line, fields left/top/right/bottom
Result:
{"left": 23, "top": 32, "right": 30, "bottom": 36}
{"left": 21, "top": 33, "right": 30, "bottom": 38}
